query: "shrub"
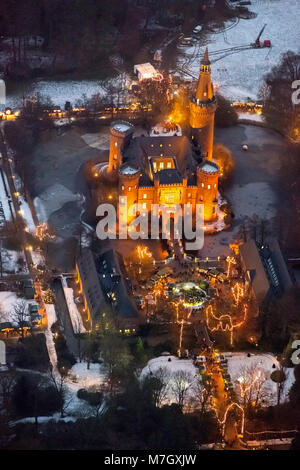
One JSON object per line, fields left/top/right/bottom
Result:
{"left": 12, "top": 374, "right": 61, "bottom": 417}
{"left": 215, "top": 94, "right": 238, "bottom": 127}
{"left": 15, "top": 334, "right": 50, "bottom": 370}
{"left": 52, "top": 323, "right": 76, "bottom": 372}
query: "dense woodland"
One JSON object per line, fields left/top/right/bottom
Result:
{"left": 0, "top": 0, "right": 241, "bottom": 75}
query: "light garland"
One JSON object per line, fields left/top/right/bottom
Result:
{"left": 206, "top": 304, "right": 248, "bottom": 345}
{"left": 231, "top": 283, "right": 244, "bottom": 305}
{"left": 226, "top": 256, "right": 236, "bottom": 278}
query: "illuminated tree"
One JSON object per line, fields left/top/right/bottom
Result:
{"left": 213, "top": 144, "right": 235, "bottom": 184}
{"left": 170, "top": 370, "right": 194, "bottom": 409}
{"left": 44, "top": 288, "right": 55, "bottom": 304}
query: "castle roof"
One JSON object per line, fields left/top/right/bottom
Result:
{"left": 198, "top": 160, "right": 219, "bottom": 174}
{"left": 123, "top": 135, "right": 195, "bottom": 177}
{"left": 157, "top": 168, "right": 183, "bottom": 185}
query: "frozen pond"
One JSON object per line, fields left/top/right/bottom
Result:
{"left": 200, "top": 123, "right": 294, "bottom": 257}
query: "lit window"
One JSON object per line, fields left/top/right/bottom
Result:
{"left": 143, "top": 193, "right": 147, "bottom": 199}
{"left": 188, "top": 192, "right": 191, "bottom": 197}
{"left": 187, "top": 202, "right": 191, "bottom": 207}
{"left": 153, "top": 162, "right": 157, "bottom": 168}
{"left": 167, "top": 162, "right": 171, "bottom": 168}
{"left": 208, "top": 185, "right": 211, "bottom": 189}
{"left": 160, "top": 153, "right": 163, "bottom": 157}
{"left": 160, "top": 162, "right": 164, "bottom": 169}
{"left": 121, "top": 185, "right": 125, "bottom": 190}
{"left": 159, "top": 144, "right": 163, "bottom": 147}
{"left": 114, "top": 142, "right": 118, "bottom": 147}
{"left": 128, "top": 186, "right": 131, "bottom": 191}
{"left": 214, "top": 184, "right": 217, "bottom": 188}
{"left": 113, "top": 154, "right": 117, "bottom": 160}
{"left": 142, "top": 203, "right": 147, "bottom": 209}
{"left": 201, "top": 183, "right": 204, "bottom": 187}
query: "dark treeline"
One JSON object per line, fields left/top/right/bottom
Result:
{"left": 0, "top": 0, "right": 234, "bottom": 74}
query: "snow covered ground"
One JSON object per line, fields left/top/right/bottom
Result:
{"left": 61, "top": 277, "right": 86, "bottom": 334}
{"left": 65, "top": 362, "right": 106, "bottom": 417}
{"left": 0, "top": 170, "right": 12, "bottom": 224}
{"left": 141, "top": 355, "right": 200, "bottom": 406}
{"left": 0, "top": 291, "right": 32, "bottom": 325}
{"left": 18, "top": 196, "right": 36, "bottom": 233}
{"left": 225, "top": 352, "right": 295, "bottom": 406}
{"left": 44, "top": 304, "right": 58, "bottom": 375}
{"left": 177, "top": 0, "right": 300, "bottom": 101}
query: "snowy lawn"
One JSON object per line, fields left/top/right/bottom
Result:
{"left": 141, "top": 355, "right": 201, "bottom": 407}
{"left": 65, "top": 362, "right": 107, "bottom": 417}
{"left": 178, "top": 0, "right": 299, "bottom": 101}
{"left": 0, "top": 291, "right": 32, "bottom": 325}
{"left": 225, "top": 352, "right": 295, "bottom": 406}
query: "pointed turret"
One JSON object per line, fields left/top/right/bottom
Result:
{"left": 195, "top": 48, "right": 214, "bottom": 102}
{"left": 189, "top": 48, "right": 217, "bottom": 160}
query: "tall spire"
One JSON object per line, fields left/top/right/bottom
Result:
{"left": 203, "top": 46, "right": 210, "bottom": 65}
{"left": 195, "top": 48, "right": 214, "bottom": 102}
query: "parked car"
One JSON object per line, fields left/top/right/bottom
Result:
{"left": 192, "top": 25, "right": 202, "bottom": 36}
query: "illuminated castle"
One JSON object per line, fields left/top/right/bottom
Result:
{"left": 99, "top": 49, "right": 220, "bottom": 225}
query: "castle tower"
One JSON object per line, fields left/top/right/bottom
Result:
{"left": 118, "top": 163, "right": 140, "bottom": 223}
{"left": 197, "top": 160, "right": 219, "bottom": 222}
{"left": 190, "top": 48, "right": 217, "bottom": 161}
{"left": 108, "top": 121, "right": 134, "bottom": 175}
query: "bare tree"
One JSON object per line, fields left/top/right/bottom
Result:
{"left": 189, "top": 375, "right": 213, "bottom": 417}
{"left": 275, "top": 363, "right": 287, "bottom": 406}
{"left": 236, "top": 363, "right": 270, "bottom": 411}
{"left": 143, "top": 366, "right": 170, "bottom": 407}
{"left": 11, "top": 300, "right": 29, "bottom": 339}
{"left": 170, "top": 370, "right": 194, "bottom": 409}
{"left": 0, "top": 370, "right": 16, "bottom": 411}
{"left": 49, "top": 368, "right": 72, "bottom": 418}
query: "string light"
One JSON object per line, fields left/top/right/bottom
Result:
{"left": 231, "top": 283, "right": 244, "bottom": 304}
{"left": 137, "top": 245, "right": 152, "bottom": 260}
{"left": 220, "top": 402, "right": 245, "bottom": 436}
{"left": 226, "top": 256, "right": 236, "bottom": 278}
{"left": 206, "top": 304, "right": 248, "bottom": 345}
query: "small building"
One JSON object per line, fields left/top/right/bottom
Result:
{"left": 76, "top": 248, "right": 138, "bottom": 332}
{"left": 76, "top": 249, "right": 109, "bottom": 326}
{"left": 240, "top": 238, "right": 293, "bottom": 304}
{"left": 134, "top": 63, "right": 157, "bottom": 81}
